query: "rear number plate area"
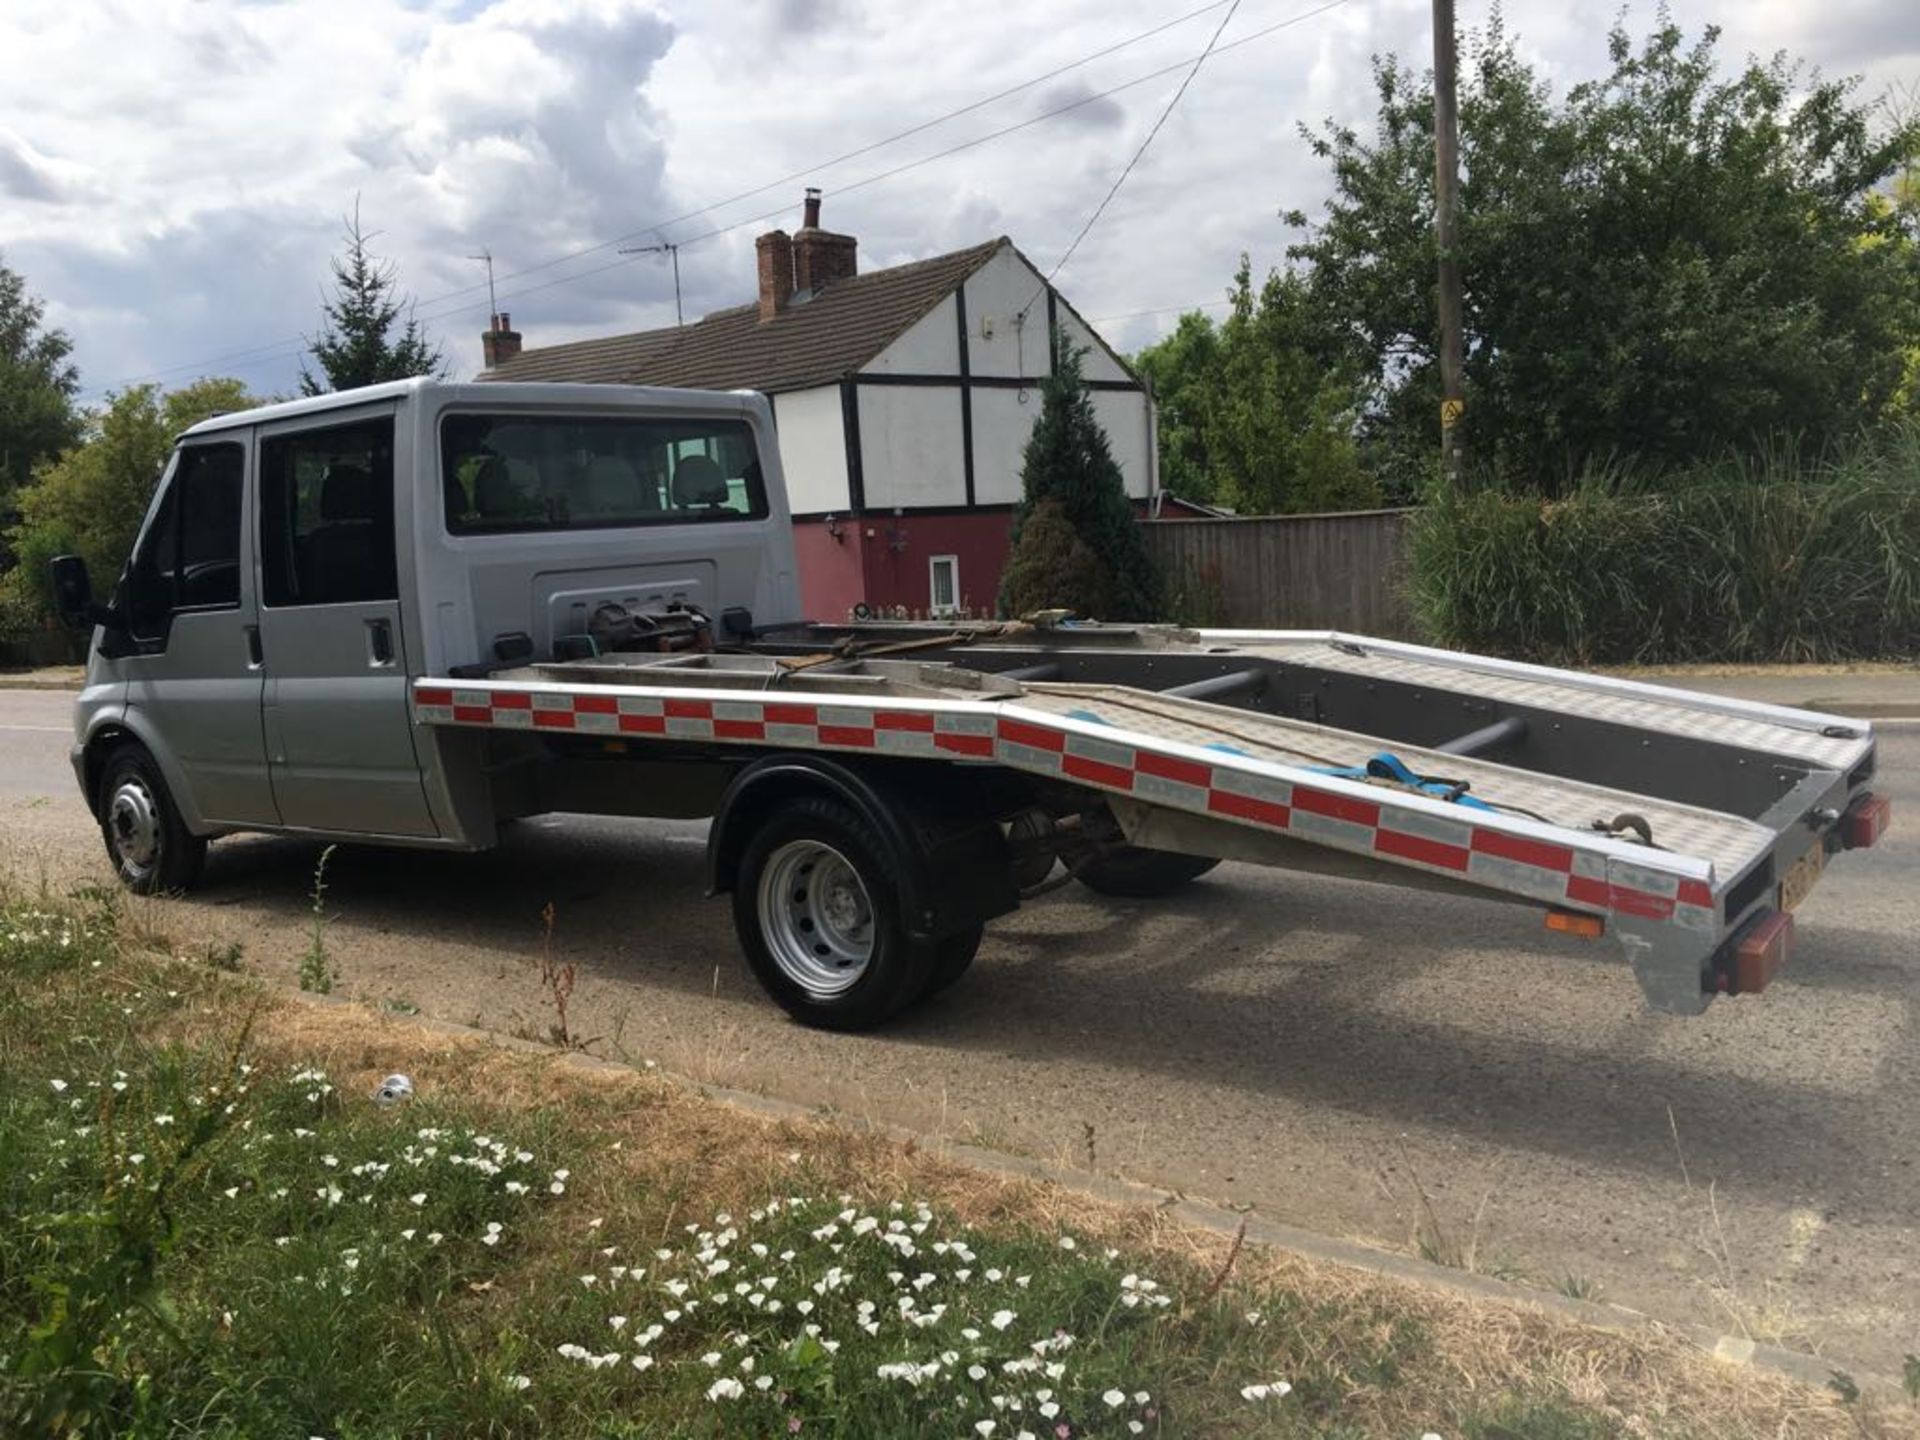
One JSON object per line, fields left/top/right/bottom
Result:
{"left": 1780, "top": 845, "right": 1827, "bottom": 912}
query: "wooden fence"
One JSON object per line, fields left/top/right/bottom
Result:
{"left": 1141, "top": 507, "right": 1417, "bottom": 635}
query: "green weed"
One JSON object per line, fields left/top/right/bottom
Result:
{"left": 298, "top": 845, "right": 336, "bottom": 994}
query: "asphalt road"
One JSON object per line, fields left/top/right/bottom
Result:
{"left": 4, "top": 688, "right": 1915, "bottom": 1370}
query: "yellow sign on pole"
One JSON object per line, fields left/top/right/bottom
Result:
{"left": 1440, "top": 398, "right": 1465, "bottom": 430}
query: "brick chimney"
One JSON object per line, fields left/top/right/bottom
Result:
{"left": 756, "top": 229, "right": 794, "bottom": 322}
{"left": 791, "top": 187, "right": 857, "bottom": 298}
{"left": 481, "top": 312, "right": 522, "bottom": 369}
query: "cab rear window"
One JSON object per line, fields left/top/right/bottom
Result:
{"left": 442, "top": 413, "right": 767, "bottom": 534}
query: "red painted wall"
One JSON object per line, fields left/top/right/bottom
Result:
{"left": 790, "top": 517, "right": 870, "bottom": 622}
{"left": 796, "top": 508, "right": 1192, "bottom": 620}
{"left": 857, "top": 511, "right": 1016, "bottom": 618}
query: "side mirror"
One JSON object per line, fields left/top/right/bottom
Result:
{"left": 49, "top": 554, "right": 112, "bottom": 631}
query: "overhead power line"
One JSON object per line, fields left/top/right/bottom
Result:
{"left": 91, "top": 0, "right": 1236, "bottom": 394}
{"left": 1025, "top": 0, "right": 1248, "bottom": 317}
{"left": 1090, "top": 298, "right": 1235, "bottom": 324}
{"left": 427, "top": 0, "right": 1350, "bottom": 328}
{"left": 94, "top": 0, "right": 1353, "bottom": 394}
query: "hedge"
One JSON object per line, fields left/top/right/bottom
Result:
{"left": 1407, "top": 429, "right": 1920, "bottom": 665}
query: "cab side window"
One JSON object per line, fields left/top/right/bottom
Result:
{"left": 124, "top": 442, "right": 244, "bottom": 643}
{"left": 261, "top": 418, "right": 398, "bottom": 607}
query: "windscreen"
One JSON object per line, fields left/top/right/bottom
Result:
{"left": 441, "top": 412, "right": 767, "bottom": 534}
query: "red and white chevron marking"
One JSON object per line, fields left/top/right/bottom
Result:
{"left": 413, "top": 682, "right": 1718, "bottom": 933}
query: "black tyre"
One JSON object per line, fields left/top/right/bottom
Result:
{"left": 732, "top": 796, "right": 936, "bottom": 1030}
{"left": 1070, "top": 845, "right": 1219, "bottom": 898}
{"left": 920, "top": 925, "right": 985, "bottom": 1001}
{"left": 97, "top": 745, "right": 207, "bottom": 895}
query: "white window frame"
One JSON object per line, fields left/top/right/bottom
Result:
{"left": 928, "top": 554, "right": 960, "bottom": 618}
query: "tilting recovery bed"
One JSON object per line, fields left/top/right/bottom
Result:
{"left": 412, "top": 620, "right": 1889, "bottom": 1019}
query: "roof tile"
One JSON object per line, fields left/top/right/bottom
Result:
{"left": 484, "top": 239, "right": 1005, "bottom": 392}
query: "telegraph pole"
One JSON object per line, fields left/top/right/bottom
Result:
{"left": 621, "top": 241, "right": 684, "bottom": 326}
{"left": 1431, "top": 0, "right": 1465, "bottom": 486}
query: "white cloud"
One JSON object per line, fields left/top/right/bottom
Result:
{"left": 0, "top": 0, "right": 1912, "bottom": 398}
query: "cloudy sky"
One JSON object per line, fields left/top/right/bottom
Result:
{"left": 4, "top": 0, "right": 1915, "bottom": 404}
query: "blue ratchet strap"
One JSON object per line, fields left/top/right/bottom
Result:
{"left": 1309, "top": 751, "right": 1495, "bottom": 811}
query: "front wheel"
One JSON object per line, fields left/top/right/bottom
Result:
{"left": 97, "top": 746, "right": 206, "bottom": 895}
{"left": 732, "top": 797, "right": 937, "bottom": 1030}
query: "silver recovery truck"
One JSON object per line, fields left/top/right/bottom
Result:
{"left": 53, "top": 378, "right": 1892, "bottom": 1029}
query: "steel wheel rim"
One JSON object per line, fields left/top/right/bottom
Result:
{"left": 757, "top": 839, "right": 875, "bottom": 998}
{"left": 107, "top": 778, "right": 162, "bottom": 873}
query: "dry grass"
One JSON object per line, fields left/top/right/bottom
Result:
{"left": 192, "top": 980, "right": 1916, "bottom": 1440}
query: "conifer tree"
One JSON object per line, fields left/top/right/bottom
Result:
{"left": 300, "top": 205, "right": 443, "bottom": 395}
{"left": 999, "top": 339, "right": 1161, "bottom": 620}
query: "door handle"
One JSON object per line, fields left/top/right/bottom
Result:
{"left": 244, "top": 625, "right": 263, "bottom": 667}
{"left": 367, "top": 618, "right": 394, "bottom": 666}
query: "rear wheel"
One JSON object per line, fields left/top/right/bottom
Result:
{"left": 921, "top": 926, "right": 985, "bottom": 1000}
{"left": 97, "top": 746, "right": 206, "bottom": 895}
{"left": 1070, "top": 845, "right": 1218, "bottom": 898}
{"left": 733, "top": 796, "right": 937, "bottom": 1030}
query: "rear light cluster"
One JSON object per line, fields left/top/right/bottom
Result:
{"left": 1721, "top": 910, "right": 1794, "bottom": 995}
{"left": 1841, "top": 793, "right": 1891, "bottom": 851}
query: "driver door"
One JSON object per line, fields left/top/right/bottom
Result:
{"left": 120, "top": 439, "right": 277, "bottom": 827}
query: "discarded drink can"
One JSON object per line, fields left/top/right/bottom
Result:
{"left": 372, "top": 1073, "right": 415, "bottom": 1106}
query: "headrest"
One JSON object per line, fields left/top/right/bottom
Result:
{"left": 584, "top": 456, "right": 641, "bottom": 507}
{"left": 320, "top": 464, "right": 375, "bottom": 521}
{"left": 671, "top": 454, "right": 729, "bottom": 508}
{"left": 474, "top": 456, "right": 539, "bottom": 515}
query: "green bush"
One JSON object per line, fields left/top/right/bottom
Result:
{"left": 1408, "top": 427, "right": 1920, "bottom": 664}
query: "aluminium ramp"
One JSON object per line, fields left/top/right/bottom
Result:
{"left": 411, "top": 656, "right": 1797, "bottom": 1014}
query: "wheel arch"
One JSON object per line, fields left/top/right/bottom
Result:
{"left": 708, "top": 755, "right": 1018, "bottom": 943}
{"left": 80, "top": 708, "right": 212, "bottom": 834}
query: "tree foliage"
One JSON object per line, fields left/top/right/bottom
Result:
{"left": 1000, "top": 341, "right": 1161, "bottom": 620}
{"left": 998, "top": 498, "right": 1116, "bottom": 620}
{"left": 1136, "top": 261, "right": 1380, "bottom": 511}
{"left": 0, "top": 257, "right": 81, "bottom": 510}
{"left": 1286, "top": 13, "right": 1920, "bottom": 485}
{"left": 300, "top": 207, "right": 443, "bottom": 396}
{"left": 5, "top": 378, "right": 256, "bottom": 615}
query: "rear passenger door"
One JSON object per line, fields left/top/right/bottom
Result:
{"left": 256, "top": 406, "right": 438, "bottom": 837}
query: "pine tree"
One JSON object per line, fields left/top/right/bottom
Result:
{"left": 998, "top": 338, "right": 1162, "bottom": 620}
{"left": 299, "top": 204, "right": 444, "bottom": 396}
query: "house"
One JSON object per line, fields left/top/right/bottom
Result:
{"left": 477, "top": 192, "right": 1161, "bottom": 621}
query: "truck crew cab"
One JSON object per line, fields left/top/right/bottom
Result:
{"left": 55, "top": 379, "right": 1889, "bottom": 1029}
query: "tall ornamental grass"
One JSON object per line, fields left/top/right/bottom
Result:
{"left": 1408, "top": 427, "right": 1920, "bottom": 665}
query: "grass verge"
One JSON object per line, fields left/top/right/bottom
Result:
{"left": 1, "top": 886, "right": 1912, "bottom": 1438}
